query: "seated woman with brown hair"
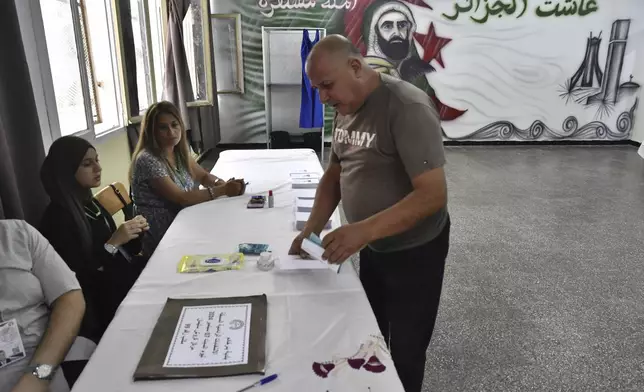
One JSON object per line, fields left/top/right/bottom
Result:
{"left": 40, "top": 136, "right": 148, "bottom": 334}
{"left": 129, "top": 101, "right": 246, "bottom": 255}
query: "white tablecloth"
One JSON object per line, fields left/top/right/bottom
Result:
{"left": 72, "top": 149, "right": 404, "bottom": 392}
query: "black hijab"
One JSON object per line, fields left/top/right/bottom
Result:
{"left": 41, "top": 136, "right": 96, "bottom": 257}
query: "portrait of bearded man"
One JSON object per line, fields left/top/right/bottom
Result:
{"left": 362, "top": 0, "right": 435, "bottom": 82}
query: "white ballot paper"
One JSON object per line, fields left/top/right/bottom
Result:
{"left": 276, "top": 239, "right": 340, "bottom": 273}
{"left": 163, "top": 304, "right": 252, "bottom": 368}
{"left": 276, "top": 254, "right": 339, "bottom": 272}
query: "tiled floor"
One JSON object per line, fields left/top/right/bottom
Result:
{"left": 423, "top": 146, "right": 644, "bottom": 391}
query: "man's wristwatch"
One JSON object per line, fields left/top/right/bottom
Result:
{"left": 104, "top": 243, "right": 119, "bottom": 255}
{"left": 26, "top": 364, "right": 56, "bottom": 380}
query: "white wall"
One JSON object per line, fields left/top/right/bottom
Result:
{"left": 631, "top": 28, "right": 644, "bottom": 144}
{"left": 628, "top": 8, "right": 644, "bottom": 145}
{"left": 418, "top": 2, "right": 642, "bottom": 141}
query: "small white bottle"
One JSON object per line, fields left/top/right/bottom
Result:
{"left": 268, "top": 190, "right": 274, "bottom": 208}
{"left": 257, "top": 252, "right": 274, "bottom": 271}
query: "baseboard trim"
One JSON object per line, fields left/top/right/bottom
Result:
{"left": 442, "top": 140, "right": 638, "bottom": 146}
{"left": 216, "top": 143, "right": 267, "bottom": 149}
{"left": 218, "top": 140, "right": 642, "bottom": 148}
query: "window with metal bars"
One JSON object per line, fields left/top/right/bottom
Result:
{"left": 78, "top": 0, "right": 101, "bottom": 124}
{"left": 40, "top": 0, "right": 123, "bottom": 138}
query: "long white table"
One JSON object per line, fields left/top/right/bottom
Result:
{"left": 72, "top": 149, "right": 404, "bottom": 392}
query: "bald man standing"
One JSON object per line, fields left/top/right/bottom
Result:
{"left": 289, "top": 35, "right": 450, "bottom": 392}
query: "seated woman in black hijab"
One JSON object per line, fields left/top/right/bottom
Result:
{"left": 40, "top": 136, "right": 149, "bottom": 333}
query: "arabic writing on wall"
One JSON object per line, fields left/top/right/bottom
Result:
{"left": 258, "top": 0, "right": 357, "bottom": 18}
{"left": 443, "top": 0, "right": 599, "bottom": 24}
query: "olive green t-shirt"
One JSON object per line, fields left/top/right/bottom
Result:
{"left": 330, "top": 73, "right": 448, "bottom": 252}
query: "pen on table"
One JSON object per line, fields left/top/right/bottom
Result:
{"left": 236, "top": 374, "right": 278, "bottom": 392}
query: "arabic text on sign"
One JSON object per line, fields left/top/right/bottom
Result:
{"left": 257, "top": 0, "right": 357, "bottom": 18}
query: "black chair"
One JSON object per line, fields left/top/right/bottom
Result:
{"left": 270, "top": 131, "right": 291, "bottom": 149}
{"left": 303, "top": 131, "right": 322, "bottom": 152}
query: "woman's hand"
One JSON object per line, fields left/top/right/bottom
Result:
{"left": 223, "top": 179, "right": 245, "bottom": 197}
{"left": 237, "top": 179, "right": 247, "bottom": 195}
{"left": 106, "top": 215, "right": 150, "bottom": 247}
{"left": 207, "top": 174, "right": 226, "bottom": 187}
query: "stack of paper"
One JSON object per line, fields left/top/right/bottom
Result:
{"left": 290, "top": 171, "right": 330, "bottom": 230}
{"left": 296, "top": 197, "right": 314, "bottom": 212}
{"left": 294, "top": 188, "right": 316, "bottom": 199}
{"left": 290, "top": 172, "right": 320, "bottom": 180}
{"left": 295, "top": 212, "right": 331, "bottom": 231}
{"left": 290, "top": 171, "right": 320, "bottom": 189}
{"left": 292, "top": 178, "right": 318, "bottom": 189}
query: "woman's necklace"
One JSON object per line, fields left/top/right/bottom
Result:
{"left": 84, "top": 199, "right": 111, "bottom": 229}
{"left": 167, "top": 154, "right": 188, "bottom": 190}
{"left": 84, "top": 199, "right": 101, "bottom": 220}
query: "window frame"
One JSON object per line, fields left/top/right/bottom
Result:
{"left": 161, "top": 0, "right": 214, "bottom": 108}
{"left": 112, "top": 0, "right": 159, "bottom": 124}
{"left": 36, "top": 0, "right": 126, "bottom": 145}
{"left": 69, "top": 0, "right": 98, "bottom": 136}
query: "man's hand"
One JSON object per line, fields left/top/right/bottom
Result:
{"left": 288, "top": 231, "right": 311, "bottom": 257}
{"left": 11, "top": 374, "right": 49, "bottom": 392}
{"left": 321, "top": 222, "right": 372, "bottom": 264}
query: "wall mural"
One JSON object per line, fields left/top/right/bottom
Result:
{"left": 212, "top": 0, "right": 642, "bottom": 143}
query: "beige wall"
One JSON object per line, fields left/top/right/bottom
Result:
{"left": 93, "top": 131, "right": 132, "bottom": 224}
